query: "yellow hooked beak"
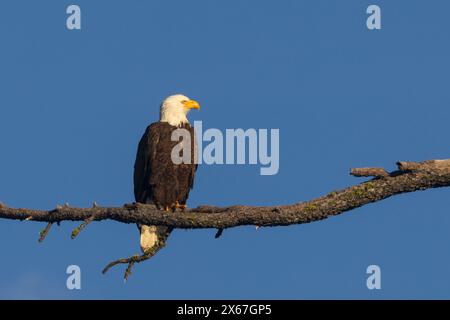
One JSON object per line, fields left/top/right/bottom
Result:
{"left": 182, "top": 99, "right": 201, "bottom": 110}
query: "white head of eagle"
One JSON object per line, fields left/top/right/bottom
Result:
{"left": 160, "top": 94, "right": 200, "bottom": 127}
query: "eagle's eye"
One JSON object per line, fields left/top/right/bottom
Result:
{"left": 181, "top": 100, "right": 188, "bottom": 104}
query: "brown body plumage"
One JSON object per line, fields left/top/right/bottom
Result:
{"left": 134, "top": 121, "right": 197, "bottom": 252}
{"left": 134, "top": 122, "right": 197, "bottom": 208}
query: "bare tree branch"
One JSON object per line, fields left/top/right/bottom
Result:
{"left": 1, "top": 159, "right": 449, "bottom": 228}
{"left": 1, "top": 159, "right": 450, "bottom": 278}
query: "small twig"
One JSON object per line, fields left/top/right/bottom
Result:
{"left": 215, "top": 228, "right": 224, "bottom": 239}
{"left": 351, "top": 167, "right": 389, "bottom": 178}
{"left": 102, "top": 242, "right": 166, "bottom": 281}
{"left": 71, "top": 215, "right": 96, "bottom": 239}
{"left": 38, "top": 222, "right": 53, "bottom": 243}
{"left": 124, "top": 262, "right": 135, "bottom": 281}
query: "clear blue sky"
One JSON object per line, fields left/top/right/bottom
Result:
{"left": 0, "top": 0, "right": 449, "bottom": 299}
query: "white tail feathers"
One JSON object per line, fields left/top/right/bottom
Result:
{"left": 140, "top": 225, "right": 158, "bottom": 253}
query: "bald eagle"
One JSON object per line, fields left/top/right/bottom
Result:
{"left": 134, "top": 94, "right": 199, "bottom": 253}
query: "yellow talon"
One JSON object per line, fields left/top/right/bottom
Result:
{"left": 171, "top": 201, "right": 187, "bottom": 211}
